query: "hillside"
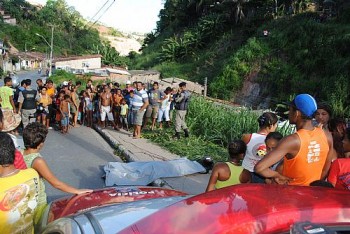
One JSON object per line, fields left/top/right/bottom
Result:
{"left": 94, "top": 24, "right": 143, "bottom": 56}
{"left": 129, "top": 0, "right": 350, "bottom": 117}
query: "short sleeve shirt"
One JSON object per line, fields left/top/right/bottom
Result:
{"left": 0, "top": 169, "right": 40, "bottom": 234}
{"left": 0, "top": 86, "right": 14, "bottom": 109}
{"left": 132, "top": 89, "right": 149, "bottom": 111}
{"left": 148, "top": 89, "right": 163, "bottom": 106}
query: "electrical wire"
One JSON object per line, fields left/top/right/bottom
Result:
{"left": 90, "top": 0, "right": 116, "bottom": 27}
{"left": 90, "top": 0, "right": 112, "bottom": 21}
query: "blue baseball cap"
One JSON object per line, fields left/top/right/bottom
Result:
{"left": 291, "top": 94, "right": 317, "bottom": 118}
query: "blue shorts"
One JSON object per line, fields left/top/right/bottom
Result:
{"left": 61, "top": 113, "right": 69, "bottom": 126}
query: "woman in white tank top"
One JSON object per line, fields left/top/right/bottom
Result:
{"left": 241, "top": 112, "right": 278, "bottom": 183}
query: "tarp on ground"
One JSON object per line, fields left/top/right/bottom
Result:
{"left": 104, "top": 158, "right": 206, "bottom": 186}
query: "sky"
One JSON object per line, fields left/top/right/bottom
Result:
{"left": 30, "top": 0, "right": 164, "bottom": 33}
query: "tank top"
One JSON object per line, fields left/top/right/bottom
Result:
{"left": 39, "top": 94, "right": 51, "bottom": 107}
{"left": 242, "top": 133, "right": 267, "bottom": 172}
{"left": 22, "top": 151, "right": 47, "bottom": 206}
{"left": 215, "top": 162, "right": 243, "bottom": 189}
{"left": 283, "top": 127, "right": 329, "bottom": 186}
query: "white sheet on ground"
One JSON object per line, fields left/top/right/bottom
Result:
{"left": 104, "top": 158, "right": 206, "bottom": 186}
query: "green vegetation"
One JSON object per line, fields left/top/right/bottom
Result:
{"left": 0, "top": 0, "right": 126, "bottom": 66}
{"left": 129, "top": 0, "right": 350, "bottom": 117}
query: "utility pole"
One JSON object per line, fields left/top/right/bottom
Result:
{"left": 49, "top": 25, "right": 54, "bottom": 77}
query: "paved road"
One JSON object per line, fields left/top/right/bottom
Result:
{"left": 40, "top": 127, "right": 121, "bottom": 202}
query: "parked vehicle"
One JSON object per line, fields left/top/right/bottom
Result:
{"left": 39, "top": 186, "right": 188, "bottom": 233}
{"left": 39, "top": 184, "right": 350, "bottom": 234}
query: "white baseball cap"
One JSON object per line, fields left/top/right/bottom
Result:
{"left": 126, "top": 80, "right": 131, "bottom": 85}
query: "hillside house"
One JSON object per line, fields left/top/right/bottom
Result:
{"left": 54, "top": 55, "right": 102, "bottom": 71}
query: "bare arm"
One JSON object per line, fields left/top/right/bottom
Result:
{"left": 205, "top": 164, "right": 221, "bottom": 192}
{"left": 321, "top": 130, "right": 336, "bottom": 180}
{"left": 32, "top": 157, "right": 92, "bottom": 194}
{"left": 255, "top": 134, "right": 298, "bottom": 183}
{"left": 139, "top": 100, "right": 149, "bottom": 112}
{"left": 10, "top": 95, "right": 16, "bottom": 113}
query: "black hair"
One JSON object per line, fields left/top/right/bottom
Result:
{"left": 4, "top": 76, "right": 12, "bottom": 84}
{"left": 114, "top": 82, "right": 120, "bottom": 87}
{"left": 46, "top": 79, "right": 53, "bottom": 84}
{"left": 266, "top": 132, "right": 283, "bottom": 142}
{"left": 64, "top": 94, "right": 70, "bottom": 99}
{"left": 76, "top": 81, "right": 81, "bottom": 86}
{"left": 228, "top": 140, "right": 247, "bottom": 159}
{"left": 36, "top": 78, "right": 42, "bottom": 83}
{"left": 310, "top": 180, "right": 334, "bottom": 188}
{"left": 179, "top": 82, "right": 186, "bottom": 87}
{"left": 40, "top": 86, "right": 47, "bottom": 91}
{"left": 290, "top": 104, "right": 312, "bottom": 120}
{"left": 25, "top": 79, "right": 32, "bottom": 86}
{"left": 23, "top": 122, "right": 48, "bottom": 149}
{"left": 0, "top": 109, "right": 3, "bottom": 125}
{"left": 153, "top": 82, "right": 159, "bottom": 86}
{"left": 258, "top": 112, "right": 278, "bottom": 128}
{"left": 88, "top": 79, "right": 92, "bottom": 82}
{"left": 317, "top": 102, "right": 332, "bottom": 118}
{"left": 21, "top": 80, "right": 26, "bottom": 86}
{"left": 0, "top": 132, "right": 16, "bottom": 165}
{"left": 328, "top": 118, "right": 346, "bottom": 133}
{"left": 165, "top": 87, "right": 172, "bottom": 94}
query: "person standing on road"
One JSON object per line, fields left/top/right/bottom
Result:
{"left": 145, "top": 82, "right": 163, "bottom": 130}
{"left": 0, "top": 76, "right": 16, "bottom": 113}
{"left": 99, "top": 86, "right": 119, "bottom": 130}
{"left": 173, "top": 82, "right": 191, "bottom": 139}
{"left": 0, "top": 132, "right": 40, "bottom": 234}
{"left": 18, "top": 79, "right": 39, "bottom": 128}
{"left": 255, "top": 94, "right": 335, "bottom": 186}
{"left": 132, "top": 82, "right": 149, "bottom": 139}
{"left": 22, "top": 122, "right": 93, "bottom": 225}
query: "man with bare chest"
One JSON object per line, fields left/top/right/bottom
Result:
{"left": 99, "top": 86, "right": 118, "bottom": 130}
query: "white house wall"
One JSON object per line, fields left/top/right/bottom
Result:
{"left": 55, "top": 57, "right": 101, "bottom": 70}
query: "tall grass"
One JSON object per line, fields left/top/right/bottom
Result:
{"left": 187, "top": 96, "right": 259, "bottom": 146}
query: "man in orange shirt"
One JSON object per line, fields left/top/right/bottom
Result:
{"left": 255, "top": 94, "right": 335, "bottom": 186}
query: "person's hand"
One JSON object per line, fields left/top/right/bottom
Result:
{"left": 273, "top": 174, "right": 293, "bottom": 185}
{"left": 76, "top": 189, "right": 93, "bottom": 194}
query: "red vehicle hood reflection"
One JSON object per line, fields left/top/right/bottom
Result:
{"left": 119, "top": 184, "right": 350, "bottom": 234}
{"left": 48, "top": 187, "right": 187, "bottom": 223}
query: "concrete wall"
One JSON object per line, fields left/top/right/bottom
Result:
{"left": 55, "top": 57, "right": 101, "bottom": 70}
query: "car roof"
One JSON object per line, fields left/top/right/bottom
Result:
{"left": 47, "top": 186, "right": 187, "bottom": 223}
{"left": 118, "top": 184, "right": 350, "bottom": 234}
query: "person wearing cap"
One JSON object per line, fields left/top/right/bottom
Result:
{"left": 173, "top": 82, "right": 191, "bottom": 139}
{"left": 255, "top": 94, "right": 335, "bottom": 186}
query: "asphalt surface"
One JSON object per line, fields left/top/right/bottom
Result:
{"left": 41, "top": 127, "right": 121, "bottom": 202}
{"left": 4, "top": 70, "right": 121, "bottom": 202}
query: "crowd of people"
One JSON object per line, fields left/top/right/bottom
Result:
{"left": 206, "top": 94, "right": 350, "bottom": 191}
{"left": 0, "top": 74, "right": 193, "bottom": 233}
{"left": 0, "top": 75, "right": 191, "bottom": 138}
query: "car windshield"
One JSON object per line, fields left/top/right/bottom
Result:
{"left": 87, "top": 196, "right": 189, "bottom": 233}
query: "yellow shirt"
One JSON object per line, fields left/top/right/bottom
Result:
{"left": 0, "top": 86, "right": 14, "bottom": 110}
{"left": 215, "top": 162, "right": 243, "bottom": 189}
{"left": 0, "top": 169, "right": 40, "bottom": 234}
{"left": 46, "top": 87, "right": 55, "bottom": 98}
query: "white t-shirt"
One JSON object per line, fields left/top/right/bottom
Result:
{"left": 242, "top": 133, "right": 267, "bottom": 172}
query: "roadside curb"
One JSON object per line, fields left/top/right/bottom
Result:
{"left": 92, "top": 124, "right": 173, "bottom": 188}
{"left": 93, "top": 125, "right": 135, "bottom": 162}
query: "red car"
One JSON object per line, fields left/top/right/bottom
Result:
{"left": 119, "top": 184, "right": 350, "bottom": 234}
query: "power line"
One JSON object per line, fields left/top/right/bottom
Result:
{"left": 90, "top": 0, "right": 112, "bottom": 22}
{"left": 91, "top": 0, "right": 116, "bottom": 27}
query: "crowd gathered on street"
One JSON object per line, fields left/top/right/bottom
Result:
{"left": 1, "top": 73, "right": 350, "bottom": 233}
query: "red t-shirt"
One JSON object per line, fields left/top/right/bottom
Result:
{"left": 14, "top": 149, "right": 27, "bottom": 170}
{"left": 327, "top": 158, "right": 350, "bottom": 190}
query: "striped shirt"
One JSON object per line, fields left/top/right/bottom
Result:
{"left": 132, "top": 89, "right": 149, "bottom": 110}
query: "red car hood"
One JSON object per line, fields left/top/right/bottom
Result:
{"left": 119, "top": 184, "right": 350, "bottom": 234}
{"left": 47, "top": 186, "right": 187, "bottom": 223}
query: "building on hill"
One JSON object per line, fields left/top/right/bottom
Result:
{"left": 54, "top": 55, "right": 102, "bottom": 71}
{"left": 0, "top": 9, "right": 17, "bottom": 25}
